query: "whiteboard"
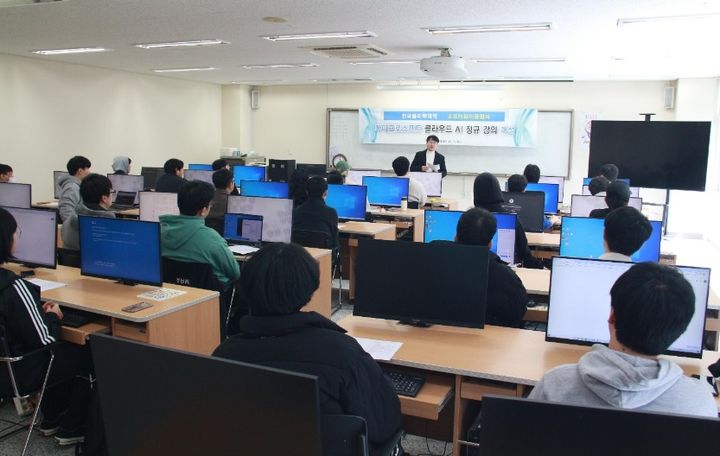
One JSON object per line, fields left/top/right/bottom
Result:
{"left": 327, "top": 109, "right": 573, "bottom": 177}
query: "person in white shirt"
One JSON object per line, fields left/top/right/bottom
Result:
{"left": 599, "top": 206, "right": 652, "bottom": 262}
{"left": 392, "top": 156, "right": 427, "bottom": 207}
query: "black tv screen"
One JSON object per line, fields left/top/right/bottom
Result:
{"left": 588, "top": 121, "right": 710, "bottom": 191}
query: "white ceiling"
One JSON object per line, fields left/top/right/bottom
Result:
{"left": 1, "top": 0, "right": 719, "bottom": 85}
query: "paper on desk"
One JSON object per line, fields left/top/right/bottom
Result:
{"left": 229, "top": 245, "right": 260, "bottom": 255}
{"left": 353, "top": 337, "right": 403, "bottom": 361}
{"left": 27, "top": 278, "right": 66, "bottom": 292}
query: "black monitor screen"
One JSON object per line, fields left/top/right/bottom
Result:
{"left": 140, "top": 167, "right": 164, "bottom": 190}
{"left": 79, "top": 216, "right": 162, "bottom": 286}
{"left": 91, "top": 334, "right": 321, "bottom": 456}
{"left": 3, "top": 206, "right": 57, "bottom": 269}
{"left": 296, "top": 163, "right": 327, "bottom": 177}
{"left": 354, "top": 239, "right": 488, "bottom": 328}
{"left": 588, "top": 121, "right": 711, "bottom": 191}
{"left": 501, "top": 191, "right": 544, "bottom": 232}
{"left": 0, "top": 183, "right": 31, "bottom": 208}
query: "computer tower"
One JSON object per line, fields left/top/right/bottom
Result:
{"left": 267, "top": 159, "right": 296, "bottom": 182}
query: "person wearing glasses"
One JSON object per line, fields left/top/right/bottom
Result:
{"left": 61, "top": 174, "right": 116, "bottom": 251}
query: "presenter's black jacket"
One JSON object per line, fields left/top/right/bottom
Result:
{"left": 292, "top": 197, "right": 339, "bottom": 251}
{"left": 212, "top": 311, "right": 403, "bottom": 445}
{"left": 410, "top": 150, "right": 447, "bottom": 177}
{"left": 154, "top": 173, "right": 187, "bottom": 194}
{"left": 485, "top": 251, "right": 529, "bottom": 328}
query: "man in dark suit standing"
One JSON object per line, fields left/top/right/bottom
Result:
{"left": 410, "top": 134, "right": 447, "bottom": 178}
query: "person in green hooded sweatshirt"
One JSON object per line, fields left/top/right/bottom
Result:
{"left": 160, "top": 181, "right": 240, "bottom": 285}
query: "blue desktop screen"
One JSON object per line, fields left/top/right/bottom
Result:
{"left": 491, "top": 213, "right": 517, "bottom": 264}
{"left": 78, "top": 216, "right": 162, "bottom": 286}
{"left": 362, "top": 176, "right": 409, "bottom": 207}
{"left": 188, "top": 164, "right": 213, "bottom": 171}
{"left": 326, "top": 184, "right": 367, "bottom": 221}
{"left": 240, "top": 181, "right": 289, "bottom": 199}
{"left": 233, "top": 166, "right": 266, "bottom": 186}
{"left": 525, "top": 182, "right": 559, "bottom": 214}
{"left": 560, "top": 217, "right": 662, "bottom": 262}
{"left": 583, "top": 177, "right": 631, "bottom": 186}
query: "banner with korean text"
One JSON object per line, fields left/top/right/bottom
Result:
{"left": 359, "top": 107, "right": 537, "bottom": 148}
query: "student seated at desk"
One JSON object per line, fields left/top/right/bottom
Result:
{"left": 392, "top": 156, "right": 427, "bottom": 207}
{"left": 456, "top": 208, "right": 529, "bottom": 328}
{"left": 588, "top": 175, "right": 609, "bottom": 196}
{"left": 589, "top": 180, "right": 632, "bottom": 219}
{"left": 61, "top": 174, "right": 116, "bottom": 251}
{"left": 292, "top": 176, "right": 339, "bottom": 252}
{"left": 111, "top": 155, "right": 131, "bottom": 175}
{"left": 599, "top": 163, "right": 620, "bottom": 182}
{"left": 326, "top": 170, "right": 344, "bottom": 185}
{"left": 213, "top": 243, "right": 403, "bottom": 445}
{"left": 160, "top": 181, "right": 239, "bottom": 285}
{"left": 212, "top": 159, "right": 239, "bottom": 196}
{"left": 154, "top": 158, "right": 187, "bottom": 193}
{"left": 58, "top": 156, "right": 92, "bottom": 223}
{"left": 473, "top": 173, "right": 543, "bottom": 269}
{"left": 0, "top": 163, "right": 13, "bottom": 183}
{"left": 600, "top": 207, "right": 652, "bottom": 262}
{"left": 523, "top": 163, "right": 540, "bottom": 185}
{"left": 529, "top": 262, "right": 717, "bottom": 417}
{"left": 0, "top": 208, "right": 93, "bottom": 445}
{"left": 205, "top": 168, "right": 234, "bottom": 235}
{"left": 289, "top": 168, "right": 310, "bottom": 208}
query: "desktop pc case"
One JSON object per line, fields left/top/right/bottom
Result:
{"left": 267, "top": 159, "right": 296, "bottom": 182}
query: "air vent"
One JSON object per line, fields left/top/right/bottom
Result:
{"left": 304, "top": 45, "right": 390, "bottom": 59}
{"left": 1, "top": 0, "right": 65, "bottom": 6}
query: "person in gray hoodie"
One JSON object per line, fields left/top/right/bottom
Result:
{"left": 529, "top": 262, "right": 717, "bottom": 417}
{"left": 61, "top": 174, "right": 116, "bottom": 251}
{"left": 111, "top": 155, "right": 131, "bottom": 175}
{"left": 58, "top": 156, "right": 91, "bottom": 223}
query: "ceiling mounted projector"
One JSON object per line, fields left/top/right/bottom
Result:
{"left": 420, "top": 48, "right": 468, "bottom": 79}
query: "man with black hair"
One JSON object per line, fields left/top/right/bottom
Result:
{"left": 589, "top": 180, "right": 631, "bottom": 219}
{"left": 61, "top": 174, "right": 116, "bottom": 251}
{"left": 0, "top": 164, "right": 13, "bottom": 183}
{"left": 160, "top": 181, "right": 239, "bottom": 285}
{"left": 326, "top": 170, "right": 344, "bottom": 185}
{"left": 392, "top": 156, "right": 427, "bottom": 206}
{"left": 507, "top": 174, "right": 528, "bottom": 193}
{"left": 588, "top": 175, "right": 609, "bottom": 196}
{"left": 599, "top": 163, "right": 620, "bottom": 182}
{"left": 523, "top": 164, "right": 540, "bottom": 184}
{"left": 292, "top": 176, "right": 339, "bottom": 251}
{"left": 206, "top": 169, "right": 235, "bottom": 234}
{"left": 410, "top": 135, "right": 447, "bottom": 177}
{"left": 155, "top": 158, "right": 186, "bottom": 193}
{"left": 58, "top": 155, "right": 92, "bottom": 223}
{"left": 456, "top": 208, "right": 528, "bottom": 327}
{"left": 529, "top": 262, "right": 716, "bottom": 417}
{"left": 600, "top": 207, "right": 652, "bottom": 262}
{"left": 213, "top": 243, "right": 402, "bottom": 446}
{"left": 212, "top": 158, "right": 229, "bottom": 171}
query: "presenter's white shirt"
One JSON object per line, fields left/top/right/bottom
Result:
{"left": 399, "top": 175, "right": 427, "bottom": 206}
{"left": 425, "top": 151, "right": 436, "bottom": 172}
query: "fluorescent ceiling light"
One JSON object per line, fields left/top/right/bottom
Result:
{"left": 425, "top": 23, "right": 552, "bottom": 35}
{"left": 377, "top": 82, "right": 503, "bottom": 91}
{"left": 348, "top": 60, "right": 419, "bottom": 65}
{"left": 32, "top": 47, "right": 108, "bottom": 55}
{"left": 262, "top": 31, "right": 376, "bottom": 41}
{"left": 473, "top": 57, "right": 565, "bottom": 63}
{"left": 134, "top": 39, "right": 228, "bottom": 49}
{"left": 241, "top": 63, "right": 318, "bottom": 69}
{"left": 617, "top": 13, "right": 720, "bottom": 26}
{"left": 492, "top": 76, "right": 573, "bottom": 81}
{"left": 152, "top": 67, "right": 216, "bottom": 73}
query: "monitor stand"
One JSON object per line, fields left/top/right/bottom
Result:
{"left": 397, "top": 319, "right": 432, "bottom": 328}
{"left": 115, "top": 280, "right": 138, "bottom": 286}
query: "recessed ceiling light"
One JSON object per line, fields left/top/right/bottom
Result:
{"left": 134, "top": 39, "right": 228, "bottom": 49}
{"left": 152, "top": 67, "right": 217, "bottom": 73}
{"left": 241, "top": 63, "right": 319, "bottom": 69}
{"left": 262, "top": 16, "right": 288, "bottom": 23}
{"left": 617, "top": 13, "right": 720, "bottom": 26}
{"left": 262, "top": 31, "right": 376, "bottom": 41}
{"left": 424, "top": 23, "right": 553, "bottom": 35}
{"left": 348, "top": 60, "right": 419, "bottom": 65}
{"left": 32, "top": 47, "right": 108, "bottom": 55}
{"left": 473, "top": 57, "right": 565, "bottom": 63}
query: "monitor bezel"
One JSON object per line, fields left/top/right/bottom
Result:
{"left": 239, "top": 180, "right": 290, "bottom": 199}
{"left": 501, "top": 191, "right": 545, "bottom": 233}
{"left": 326, "top": 184, "right": 367, "bottom": 222}
{"left": 525, "top": 182, "right": 560, "bottom": 214}
{"left": 4, "top": 206, "right": 58, "bottom": 270}
{"left": 0, "top": 182, "right": 32, "bottom": 209}
{"left": 422, "top": 209, "right": 464, "bottom": 243}
{"left": 361, "top": 176, "right": 410, "bottom": 207}
{"left": 226, "top": 195, "right": 294, "bottom": 243}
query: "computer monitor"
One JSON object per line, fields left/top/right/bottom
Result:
{"left": 79, "top": 216, "right": 162, "bottom": 286}
{"left": 53, "top": 170, "right": 69, "bottom": 199}
{"left": 501, "top": 191, "right": 545, "bottom": 232}
{"left": 570, "top": 194, "right": 643, "bottom": 217}
{"left": 296, "top": 163, "right": 327, "bottom": 177}
{"left": 346, "top": 169, "right": 381, "bottom": 186}
{"left": 354, "top": 239, "right": 489, "bottom": 328}
{"left": 546, "top": 257, "right": 709, "bottom": 357}
{"left": 138, "top": 191, "right": 179, "bottom": 222}
{"left": 223, "top": 213, "right": 263, "bottom": 244}
{"left": 2, "top": 206, "right": 57, "bottom": 269}
{"left": 583, "top": 177, "right": 631, "bottom": 186}
{"left": 362, "top": 176, "right": 409, "bottom": 207}
{"left": 107, "top": 174, "right": 144, "bottom": 205}
{"left": 188, "top": 163, "right": 213, "bottom": 171}
{"left": 240, "top": 181, "right": 289, "bottom": 199}
{"left": 0, "top": 183, "right": 31, "bottom": 208}
{"left": 538, "top": 176, "right": 565, "bottom": 203}
{"left": 183, "top": 169, "right": 215, "bottom": 186}
{"left": 227, "top": 196, "right": 293, "bottom": 243}
{"left": 525, "top": 182, "right": 559, "bottom": 214}
{"left": 479, "top": 395, "right": 720, "bottom": 455}
{"left": 560, "top": 217, "right": 662, "bottom": 262}
{"left": 492, "top": 213, "right": 517, "bottom": 265}
{"left": 409, "top": 172, "right": 442, "bottom": 197}
{"left": 326, "top": 184, "right": 367, "bottom": 221}
{"left": 90, "top": 334, "right": 321, "bottom": 456}
{"left": 582, "top": 185, "right": 640, "bottom": 197}
{"left": 140, "top": 167, "right": 164, "bottom": 190}
{"left": 232, "top": 165, "right": 265, "bottom": 188}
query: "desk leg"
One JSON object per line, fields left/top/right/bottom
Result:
{"left": 452, "top": 375, "right": 466, "bottom": 456}
{"left": 413, "top": 213, "right": 424, "bottom": 242}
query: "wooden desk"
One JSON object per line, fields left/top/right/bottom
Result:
{"left": 338, "top": 222, "right": 396, "bottom": 300}
{"left": 515, "top": 268, "right": 550, "bottom": 296}
{"left": 115, "top": 208, "right": 139, "bottom": 219}
{"left": 7, "top": 264, "right": 220, "bottom": 355}
{"left": 33, "top": 201, "right": 59, "bottom": 210}
{"left": 340, "top": 315, "right": 719, "bottom": 454}
{"left": 424, "top": 198, "right": 460, "bottom": 211}
{"left": 369, "top": 208, "right": 424, "bottom": 242}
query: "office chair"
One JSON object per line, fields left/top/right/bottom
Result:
{"left": 291, "top": 228, "right": 343, "bottom": 310}
{"left": 161, "top": 258, "right": 236, "bottom": 340}
{"left": 0, "top": 325, "right": 56, "bottom": 456}
{"left": 321, "top": 415, "right": 403, "bottom": 456}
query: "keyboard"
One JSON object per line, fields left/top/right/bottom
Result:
{"left": 61, "top": 309, "right": 95, "bottom": 328}
{"left": 384, "top": 370, "right": 425, "bottom": 397}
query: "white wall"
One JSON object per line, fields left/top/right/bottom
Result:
{"left": 221, "top": 84, "right": 253, "bottom": 153}
{"left": 0, "top": 53, "right": 222, "bottom": 200}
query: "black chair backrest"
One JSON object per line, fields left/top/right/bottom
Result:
{"left": 291, "top": 229, "right": 331, "bottom": 250}
{"left": 161, "top": 258, "right": 222, "bottom": 292}
{"left": 321, "top": 415, "right": 369, "bottom": 456}
{"left": 205, "top": 217, "right": 224, "bottom": 237}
